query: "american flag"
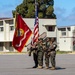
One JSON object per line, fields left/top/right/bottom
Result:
{"left": 32, "top": 1, "right": 39, "bottom": 44}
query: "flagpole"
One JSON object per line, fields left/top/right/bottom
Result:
{"left": 35, "top": 0, "right": 36, "bottom": 9}
{"left": 35, "top": 0, "right": 36, "bottom": 17}
{"left": 35, "top": 0, "right": 38, "bottom": 17}
{"left": 35, "top": 0, "right": 39, "bottom": 39}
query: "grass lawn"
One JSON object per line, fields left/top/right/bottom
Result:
{"left": 56, "top": 51, "right": 72, "bottom": 54}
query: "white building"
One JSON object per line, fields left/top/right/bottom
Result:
{"left": 0, "top": 18, "right": 57, "bottom": 52}
{"left": 57, "top": 25, "right": 75, "bottom": 51}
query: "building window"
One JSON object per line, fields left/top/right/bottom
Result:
{"left": 48, "top": 26, "right": 55, "bottom": 31}
{"left": 10, "top": 42, "right": 12, "bottom": 47}
{"left": 67, "top": 27, "right": 71, "bottom": 31}
{"left": 9, "top": 20, "right": 13, "bottom": 25}
{"left": 10, "top": 26, "right": 14, "bottom": 31}
{"left": 62, "top": 31, "right": 66, "bottom": 36}
{"left": 0, "top": 42, "right": 3, "bottom": 47}
{"left": 59, "top": 28, "right": 66, "bottom": 31}
{"left": 0, "top": 21, "right": 3, "bottom": 26}
{"left": 0, "top": 27, "right": 3, "bottom": 31}
{"left": 5, "top": 20, "right": 13, "bottom": 25}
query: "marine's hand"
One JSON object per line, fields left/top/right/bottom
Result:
{"left": 28, "top": 52, "right": 31, "bottom": 56}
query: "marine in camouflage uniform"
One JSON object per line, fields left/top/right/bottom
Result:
{"left": 28, "top": 42, "right": 38, "bottom": 68}
{"left": 44, "top": 38, "right": 51, "bottom": 69}
{"left": 37, "top": 38, "right": 44, "bottom": 69}
{"left": 44, "top": 38, "right": 57, "bottom": 70}
{"left": 48, "top": 38, "right": 57, "bottom": 70}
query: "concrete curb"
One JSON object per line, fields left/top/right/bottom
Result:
{"left": 0, "top": 51, "right": 75, "bottom": 55}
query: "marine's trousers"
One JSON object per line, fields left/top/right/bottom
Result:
{"left": 33, "top": 53, "right": 38, "bottom": 67}
{"left": 45, "top": 51, "right": 56, "bottom": 67}
{"left": 50, "top": 51, "right": 56, "bottom": 67}
{"left": 37, "top": 51, "right": 44, "bottom": 66}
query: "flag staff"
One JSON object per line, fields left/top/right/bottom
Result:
{"left": 35, "top": 0, "right": 38, "bottom": 17}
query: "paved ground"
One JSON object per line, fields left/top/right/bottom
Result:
{"left": 0, "top": 53, "right": 75, "bottom": 75}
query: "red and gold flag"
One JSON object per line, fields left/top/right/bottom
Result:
{"left": 12, "top": 14, "right": 32, "bottom": 52}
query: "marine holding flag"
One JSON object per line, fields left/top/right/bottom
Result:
{"left": 28, "top": 0, "right": 39, "bottom": 68}
{"left": 12, "top": 14, "right": 32, "bottom": 52}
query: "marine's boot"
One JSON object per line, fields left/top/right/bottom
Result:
{"left": 45, "top": 66, "right": 49, "bottom": 69}
{"left": 32, "top": 66, "right": 37, "bottom": 68}
{"left": 50, "top": 67, "right": 56, "bottom": 70}
{"left": 45, "top": 65, "right": 49, "bottom": 69}
{"left": 45, "top": 64, "right": 49, "bottom": 69}
{"left": 37, "top": 65, "right": 43, "bottom": 69}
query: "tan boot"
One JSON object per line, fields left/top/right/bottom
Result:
{"left": 50, "top": 67, "right": 56, "bottom": 70}
{"left": 45, "top": 66, "right": 49, "bottom": 69}
{"left": 45, "top": 65, "right": 49, "bottom": 69}
{"left": 37, "top": 65, "right": 43, "bottom": 69}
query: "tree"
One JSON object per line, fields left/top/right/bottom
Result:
{"left": 12, "top": 0, "right": 56, "bottom": 19}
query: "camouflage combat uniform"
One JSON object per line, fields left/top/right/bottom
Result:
{"left": 44, "top": 38, "right": 57, "bottom": 69}
{"left": 50, "top": 41, "right": 57, "bottom": 69}
{"left": 37, "top": 38, "right": 44, "bottom": 69}
{"left": 28, "top": 42, "right": 38, "bottom": 68}
{"left": 44, "top": 38, "right": 51, "bottom": 68}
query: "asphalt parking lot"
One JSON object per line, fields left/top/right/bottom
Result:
{"left": 0, "top": 53, "right": 75, "bottom": 75}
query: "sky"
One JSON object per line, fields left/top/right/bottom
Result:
{"left": 0, "top": 0, "right": 75, "bottom": 27}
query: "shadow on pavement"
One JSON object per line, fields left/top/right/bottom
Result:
{"left": 26, "top": 67, "right": 37, "bottom": 69}
{"left": 25, "top": 67, "right": 66, "bottom": 70}
{"left": 55, "top": 67, "right": 66, "bottom": 70}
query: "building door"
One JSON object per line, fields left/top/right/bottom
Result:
{"left": 73, "top": 40, "right": 75, "bottom": 51}
{"left": 4, "top": 42, "right": 10, "bottom": 52}
{"left": 9, "top": 42, "right": 14, "bottom": 52}
{"left": 73, "top": 29, "right": 75, "bottom": 51}
{"left": 0, "top": 42, "right": 3, "bottom": 51}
